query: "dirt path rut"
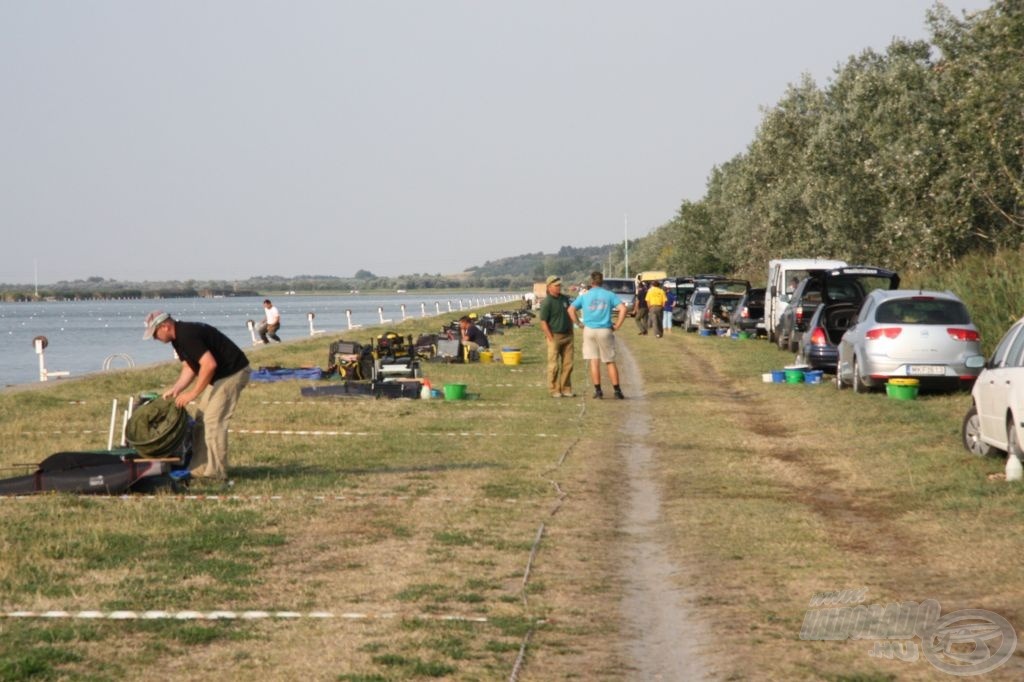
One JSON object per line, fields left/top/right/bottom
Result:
{"left": 615, "top": 341, "right": 713, "bottom": 680}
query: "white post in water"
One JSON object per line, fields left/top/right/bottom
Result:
{"left": 107, "top": 398, "right": 119, "bottom": 450}
{"left": 346, "top": 309, "right": 362, "bottom": 330}
{"left": 421, "top": 303, "right": 427, "bottom": 318}
{"left": 378, "top": 307, "right": 392, "bottom": 324}
{"left": 435, "top": 302, "right": 441, "bottom": 315}
{"left": 307, "top": 312, "right": 325, "bottom": 336}
{"left": 400, "top": 304, "right": 407, "bottom": 321}
{"left": 33, "top": 335, "right": 68, "bottom": 382}
{"left": 35, "top": 338, "right": 46, "bottom": 382}
{"left": 447, "top": 301, "right": 453, "bottom": 312}
{"left": 246, "top": 320, "right": 260, "bottom": 346}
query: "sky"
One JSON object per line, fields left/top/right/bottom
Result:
{"left": 0, "top": 0, "right": 992, "bottom": 284}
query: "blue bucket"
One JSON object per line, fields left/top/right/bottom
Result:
{"left": 699, "top": 329, "right": 714, "bottom": 337}
{"left": 771, "top": 370, "right": 786, "bottom": 383}
{"left": 804, "top": 370, "right": 823, "bottom": 384}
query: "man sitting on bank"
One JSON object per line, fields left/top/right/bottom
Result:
{"left": 459, "top": 315, "right": 489, "bottom": 353}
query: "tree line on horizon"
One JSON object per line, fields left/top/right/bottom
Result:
{"left": 0, "top": 244, "right": 623, "bottom": 300}
{"left": 626, "top": 0, "right": 1023, "bottom": 281}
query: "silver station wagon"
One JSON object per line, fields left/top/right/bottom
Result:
{"left": 835, "top": 289, "right": 985, "bottom": 393}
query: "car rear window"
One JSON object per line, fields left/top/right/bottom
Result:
{"left": 602, "top": 280, "right": 635, "bottom": 295}
{"left": 692, "top": 292, "right": 710, "bottom": 305}
{"left": 874, "top": 298, "right": 971, "bottom": 325}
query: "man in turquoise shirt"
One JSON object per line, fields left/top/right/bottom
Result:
{"left": 568, "top": 271, "right": 627, "bottom": 399}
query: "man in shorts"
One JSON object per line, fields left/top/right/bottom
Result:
{"left": 568, "top": 271, "right": 627, "bottom": 399}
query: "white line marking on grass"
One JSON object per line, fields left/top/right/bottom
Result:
{"left": 0, "top": 610, "right": 491, "bottom": 622}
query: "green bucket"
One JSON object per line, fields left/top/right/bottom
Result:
{"left": 737, "top": 331, "right": 751, "bottom": 339}
{"left": 784, "top": 369, "right": 804, "bottom": 384}
{"left": 443, "top": 383, "right": 467, "bottom": 401}
{"left": 886, "top": 382, "right": 919, "bottom": 401}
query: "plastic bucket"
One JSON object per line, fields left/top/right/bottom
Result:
{"left": 771, "top": 370, "right": 786, "bottom": 383}
{"left": 804, "top": 370, "right": 823, "bottom": 384}
{"left": 478, "top": 350, "right": 493, "bottom": 364}
{"left": 502, "top": 351, "right": 522, "bottom": 366}
{"left": 888, "top": 378, "right": 920, "bottom": 387}
{"left": 699, "top": 329, "right": 713, "bottom": 337}
{"left": 443, "top": 383, "right": 467, "bottom": 400}
{"left": 738, "top": 331, "right": 751, "bottom": 339}
{"left": 886, "top": 382, "right": 919, "bottom": 401}
{"left": 784, "top": 369, "right": 805, "bottom": 384}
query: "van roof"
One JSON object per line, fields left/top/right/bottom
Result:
{"left": 769, "top": 258, "right": 848, "bottom": 270}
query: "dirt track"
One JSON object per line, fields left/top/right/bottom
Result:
{"left": 615, "top": 342, "right": 714, "bottom": 680}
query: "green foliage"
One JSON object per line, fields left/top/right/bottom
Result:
{"left": 632, "top": 1, "right": 1024, "bottom": 280}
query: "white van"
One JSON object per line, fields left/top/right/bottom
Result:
{"left": 765, "top": 258, "right": 847, "bottom": 343}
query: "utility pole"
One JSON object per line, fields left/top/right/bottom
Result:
{"left": 623, "top": 214, "right": 629, "bottom": 278}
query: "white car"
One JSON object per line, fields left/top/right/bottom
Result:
{"left": 962, "top": 316, "right": 1024, "bottom": 457}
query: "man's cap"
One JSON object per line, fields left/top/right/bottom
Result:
{"left": 143, "top": 310, "right": 170, "bottom": 339}
{"left": 546, "top": 275, "right": 562, "bottom": 286}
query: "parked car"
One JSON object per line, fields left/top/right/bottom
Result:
{"left": 700, "top": 279, "right": 749, "bottom": 331}
{"left": 961, "top": 316, "right": 1024, "bottom": 457}
{"left": 766, "top": 258, "right": 847, "bottom": 344}
{"left": 601, "top": 277, "right": 637, "bottom": 315}
{"left": 835, "top": 289, "right": 986, "bottom": 393}
{"left": 729, "top": 287, "right": 766, "bottom": 336}
{"left": 683, "top": 287, "right": 711, "bottom": 332}
{"left": 777, "top": 266, "right": 900, "bottom": 353}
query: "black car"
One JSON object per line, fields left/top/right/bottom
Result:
{"left": 776, "top": 266, "right": 900, "bottom": 353}
{"left": 789, "top": 266, "right": 901, "bottom": 370}
{"left": 729, "top": 287, "right": 766, "bottom": 336}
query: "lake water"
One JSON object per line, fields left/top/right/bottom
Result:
{"left": 0, "top": 292, "right": 522, "bottom": 388}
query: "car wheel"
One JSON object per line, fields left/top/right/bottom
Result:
{"left": 835, "top": 368, "right": 846, "bottom": 390}
{"left": 788, "top": 336, "right": 799, "bottom": 353}
{"left": 961, "top": 406, "right": 994, "bottom": 457}
{"left": 852, "top": 358, "right": 869, "bottom": 394}
{"left": 776, "top": 329, "right": 787, "bottom": 351}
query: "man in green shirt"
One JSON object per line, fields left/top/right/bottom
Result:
{"left": 538, "top": 275, "right": 575, "bottom": 397}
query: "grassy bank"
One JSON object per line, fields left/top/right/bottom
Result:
{"left": 628, "top": 330, "right": 1023, "bottom": 680}
{"left": 4, "top": 304, "right": 1023, "bottom": 679}
{"left": 0, "top": 307, "right": 628, "bottom": 680}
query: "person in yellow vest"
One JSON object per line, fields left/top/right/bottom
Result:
{"left": 645, "top": 280, "right": 668, "bottom": 338}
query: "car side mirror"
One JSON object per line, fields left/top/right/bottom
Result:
{"left": 966, "top": 355, "right": 986, "bottom": 369}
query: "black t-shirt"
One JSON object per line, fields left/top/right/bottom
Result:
{"left": 464, "top": 324, "right": 489, "bottom": 348}
{"left": 172, "top": 321, "right": 250, "bottom": 381}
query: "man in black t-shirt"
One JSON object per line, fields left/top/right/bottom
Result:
{"left": 459, "top": 316, "right": 489, "bottom": 350}
{"left": 144, "top": 311, "right": 251, "bottom": 482}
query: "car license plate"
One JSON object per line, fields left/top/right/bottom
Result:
{"left": 908, "top": 365, "right": 945, "bottom": 376}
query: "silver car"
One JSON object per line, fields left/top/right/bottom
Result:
{"left": 684, "top": 288, "right": 710, "bottom": 332}
{"left": 835, "top": 289, "right": 985, "bottom": 393}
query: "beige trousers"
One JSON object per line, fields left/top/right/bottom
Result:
{"left": 190, "top": 367, "right": 251, "bottom": 480}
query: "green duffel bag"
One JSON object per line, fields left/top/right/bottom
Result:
{"left": 125, "top": 397, "right": 189, "bottom": 457}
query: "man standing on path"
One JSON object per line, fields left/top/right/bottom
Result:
{"left": 634, "top": 276, "right": 650, "bottom": 335}
{"left": 645, "top": 280, "right": 668, "bottom": 338}
{"left": 538, "top": 275, "right": 575, "bottom": 398}
{"left": 568, "top": 271, "right": 627, "bottom": 399}
{"left": 144, "top": 311, "right": 251, "bottom": 481}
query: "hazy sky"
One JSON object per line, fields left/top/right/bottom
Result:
{"left": 1, "top": 1, "right": 991, "bottom": 283}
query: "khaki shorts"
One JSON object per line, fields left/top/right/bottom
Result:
{"left": 581, "top": 327, "right": 616, "bottom": 362}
